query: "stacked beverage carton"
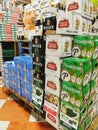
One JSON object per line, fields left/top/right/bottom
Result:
{"left": 1, "top": 56, "right": 33, "bottom": 103}
{"left": 0, "top": 43, "right": 3, "bottom": 71}
{"left": 59, "top": 35, "right": 98, "bottom": 130}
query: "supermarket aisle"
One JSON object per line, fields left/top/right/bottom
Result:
{"left": 0, "top": 79, "right": 55, "bottom": 130}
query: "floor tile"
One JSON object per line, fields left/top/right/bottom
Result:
{"left": 29, "top": 111, "right": 37, "bottom": 122}
{"left": 0, "top": 88, "right": 9, "bottom": 99}
{"left": 0, "top": 100, "right": 30, "bottom": 122}
{"left": 0, "top": 121, "right": 10, "bottom": 130}
{"left": 7, "top": 122, "right": 56, "bottom": 130}
{"left": 0, "top": 100, "right": 6, "bottom": 109}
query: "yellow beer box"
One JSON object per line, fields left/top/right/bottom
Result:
{"left": 82, "top": 18, "right": 88, "bottom": 34}
{"left": 72, "top": 13, "right": 83, "bottom": 34}
{"left": 87, "top": 20, "right": 92, "bottom": 34}
{"left": 88, "top": 1, "right": 93, "bottom": 19}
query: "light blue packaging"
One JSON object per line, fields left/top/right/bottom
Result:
{"left": 26, "top": 72, "right": 33, "bottom": 83}
{"left": 26, "top": 57, "right": 32, "bottom": 72}
{"left": 20, "top": 70, "right": 26, "bottom": 82}
{"left": 14, "top": 85, "right": 20, "bottom": 94}
{"left": 20, "top": 56, "right": 32, "bottom": 71}
{"left": 14, "top": 67, "right": 20, "bottom": 79}
{"left": 14, "top": 77, "right": 18, "bottom": 85}
{"left": 14, "top": 57, "right": 20, "bottom": 68}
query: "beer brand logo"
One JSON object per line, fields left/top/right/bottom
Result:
{"left": 48, "top": 41, "right": 58, "bottom": 49}
{"left": 47, "top": 81, "right": 56, "bottom": 90}
{"left": 58, "top": 19, "right": 69, "bottom": 28}
{"left": 72, "top": 46, "right": 81, "bottom": 57}
{"left": 61, "top": 70, "right": 71, "bottom": 81}
{"left": 47, "top": 19, "right": 51, "bottom": 25}
{"left": 47, "top": 62, "right": 57, "bottom": 71}
{"left": 68, "top": 3, "right": 79, "bottom": 11}
{"left": 93, "top": 48, "right": 98, "bottom": 59}
{"left": 47, "top": 113, "right": 56, "bottom": 123}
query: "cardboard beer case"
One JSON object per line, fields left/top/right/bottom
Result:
{"left": 46, "top": 35, "right": 72, "bottom": 57}
{"left": 45, "top": 55, "right": 62, "bottom": 78}
{"left": 45, "top": 74, "right": 61, "bottom": 97}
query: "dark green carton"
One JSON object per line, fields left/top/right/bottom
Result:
{"left": 91, "top": 59, "right": 98, "bottom": 81}
{"left": 61, "top": 57, "right": 92, "bottom": 87}
{"left": 60, "top": 100, "right": 87, "bottom": 130}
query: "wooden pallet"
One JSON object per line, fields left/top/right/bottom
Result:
{"left": 5, "top": 87, "right": 45, "bottom": 119}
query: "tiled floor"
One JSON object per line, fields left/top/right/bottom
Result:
{"left": 0, "top": 79, "right": 55, "bottom": 130}
{"left": 0, "top": 78, "right": 98, "bottom": 130}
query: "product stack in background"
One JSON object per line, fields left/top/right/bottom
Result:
{"left": 2, "top": 55, "right": 33, "bottom": 102}
{"left": 0, "top": 4, "right": 22, "bottom": 41}
{"left": 0, "top": 43, "right": 3, "bottom": 71}
{"left": 2, "top": 42, "right": 14, "bottom": 61}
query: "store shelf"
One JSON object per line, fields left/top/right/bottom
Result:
{"left": 17, "top": 40, "right": 32, "bottom": 43}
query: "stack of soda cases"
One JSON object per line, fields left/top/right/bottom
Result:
{"left": 0, "top": 23, "right": 18, "bottom": 41}
{"left": 59, "top": 35, "right": 98, "bottom": 130}
{"left": 0, "top": 43, "right": 3, "bottom": 71}
{"left": 14, "top": 56, "right": 33, "bottom": 102}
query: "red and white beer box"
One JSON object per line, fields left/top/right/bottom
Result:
{"left": 44, "top": 91, "right": 59, "bottom": 117}
{"left": 46, "top": 112, "right": 59, "bottom": 129}
{"left": 46, "top": 35, "right": 72, "bottom": 57}
{"left": 45, "top": 74, "right": 61, "bottom": 97}
{"left": 66, "top": 0, "right": 90, "bottom": 17}
{"left": 56, "top": 12, "right": 73, "bottom": 34}
{"left": 45, "top": 55, "right": 62, "bottom": 78}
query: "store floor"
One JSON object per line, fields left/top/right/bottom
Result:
{"left": 0, "top": 79, "right": 98, "bottom": 130}
{"left": 0, "top": 79, "right": 55, "bottom": 130}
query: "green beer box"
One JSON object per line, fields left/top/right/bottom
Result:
{"left": 87, "top": 93, "right": 96, "bottom": 114}
{"left": 93, "top": 36, "right": 98, "bottom": 59}
{"left": 61, "top": 57, "right": 92, "bottom": 87}
{"left": 90, "top": 80, "right": 97, "bottom": 95}
{"left": 60, "top": 100, "right": 87, "bottom": 130}
{"left": 58, "top": 120, "right": 85, "bottom": 130}
{"left": 91, "top": 59, "right": 98, "bottom": 81}
{"left": 72, "top": 36, "right": 94, "bottom": 59}
{"left": 61, "top": 81, "right": 90, "bottom": 108}
{"left": 83, "top": 110, "right": 93, "bottom": 130}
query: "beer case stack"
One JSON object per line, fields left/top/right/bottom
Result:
{"left": 14, "top": 56, "right": 33, "bottom": 102}
{"left": 44, "top": 34, "right": 72, "bottom": 129}
{"left": 32, "top": 35, "right": 46, "bottom": 109}
{"left": 1, "top": 56, "right": 33, "bottom": 103}
{"left": 0, "top": 43, "right": 3, "bottom": 71}
{"left": 0, "top": 6, "right": 21, "bottom": 41}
